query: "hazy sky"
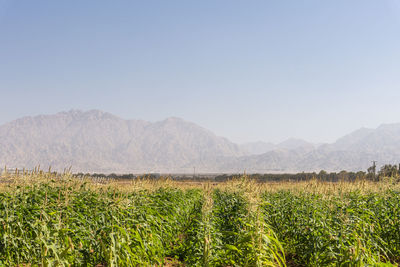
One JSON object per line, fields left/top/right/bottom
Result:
{"left": 1, "top": 0, "right": 400, "bottom": 144}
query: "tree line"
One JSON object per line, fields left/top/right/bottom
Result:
{"left": 75, "top": 163, "right": 400, "bottom": 182}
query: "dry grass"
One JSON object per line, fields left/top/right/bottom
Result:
{"left": 2, "top": 169, "right": 399, "bottom": 195}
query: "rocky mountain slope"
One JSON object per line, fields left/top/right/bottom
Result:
{"left": 1, "top": 110, "right": 399, "bottom": 173}
{"left": 0, "top": 110, "right": 243, "bottom": 173}
{"left": 228, "top": 124, "right": 400, "bottom": 172}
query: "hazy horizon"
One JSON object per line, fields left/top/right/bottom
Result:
{"left": 0, "top": 108, "right": 398, "bottom": 147}
{"left": 1, "top": 0, "right": 400, "bottom": 143}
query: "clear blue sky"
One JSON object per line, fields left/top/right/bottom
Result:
{"left": 1, "top": 0, "right": 400, "bottom": 143}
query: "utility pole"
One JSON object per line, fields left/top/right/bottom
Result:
{"left": 372, "top": 161, "right": 377, "bottom": 181}
{"left": 193, "top": 166, "right": 196, "bottom": 179}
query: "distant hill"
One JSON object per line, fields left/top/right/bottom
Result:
{"left": 0, "top": 110, "right": 243, "bottom": 173}
{"left": 240, "top": 138, "right": 315, "bottom": 155}
{"left": 1, "top": 110, "right": 399, "bottom": 173}
{"left": 227, "top": 124, "right": 400, "bottom": 172}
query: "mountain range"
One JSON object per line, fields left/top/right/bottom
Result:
{"left": 0, "top": 110, "right": 398, "bottom": 173}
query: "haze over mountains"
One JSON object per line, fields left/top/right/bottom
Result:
{"left": 240, "top": 138, "right": 316, "bottom": 155}
{"left": 0, "top": 110, "right": 398, "bottom": 173}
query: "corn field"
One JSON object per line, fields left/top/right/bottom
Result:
{"left": 0, "top": 172, "right": 399, "bottom": 266}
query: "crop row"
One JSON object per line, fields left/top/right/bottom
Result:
{"left": 0, "top": 181, "right": 285, "bottom": 266}
{"left": 263, "top": 190, "right": 400, "bottom": 266}
{"left": 0, "top": 182, "right": 204, "bottom": 266}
